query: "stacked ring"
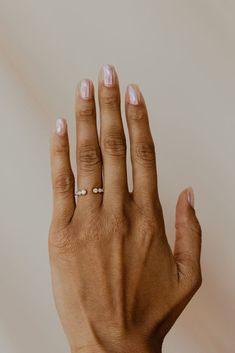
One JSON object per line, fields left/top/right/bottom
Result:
{"left": 75, "top": 189, "right": 87, "bottom": 196}
{"left": 75, "top": 187, "right": 104, "bottom": 196}
{"left": 92, "top": 187, "right": 104, "bottom": 194}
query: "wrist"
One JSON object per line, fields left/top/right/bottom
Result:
{"left": 71, "top": 340, "right": 162, "bottom": 353}
{"left": 71, "top": 345, "right": 106, "bottom": 353}
{"left": 72, "top": 349, "right": 160, "bottom": 353}
{"left": 70, "top": 330, "right": 163, "bottom": 353}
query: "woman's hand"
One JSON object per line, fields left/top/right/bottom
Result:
{"left": 48, "top": 65, "right": 202, "bottom": 353}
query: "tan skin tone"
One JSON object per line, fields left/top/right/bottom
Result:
{"left": 49, "top": 65, "right": 202, "bottom": 353}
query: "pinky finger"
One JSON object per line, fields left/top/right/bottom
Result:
{"left": 50, "top": 118, "right": 75, "bottom": 230}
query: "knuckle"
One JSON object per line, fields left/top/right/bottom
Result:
{"left": 78, "top": 144, "right": 101, "bottom": 172}
{"left": 135, "top": 216, "right": 165, "bottom": 249}
{"left": 104, "top": 210, "right": 128, "bottom": 239}
{"left": 139, "top": 218, "right": 157, "bottom": 237}
{"left": 103, "top": 133, "right": 126, "bottom": 156}
{"left": 175, "top": 251, "right": 195, "bottom": 267}
{"left": 132, "top": 200, "right": 165, "bottom": 241}
{"left": 129, "top": 107, "right": 146, "bottom": 121}
{"left": 49, "top": 227, "right": 68, "bottom": 250}
{"left": 134, "top": 141, "right": 156, "bottom": 167}
{"left": 53, "top": 141, "right": 69, "bottom": 154}
{"left": 145, "top": 203, "right": 164, "bottom": 229}
{"left": 176, "top": 216, "right": 202, "bottom": 237}
{"left": 54, "top": 172, "right": 74, "bottom": 194}
{"left": 77, "top": 105, "right": 95, "bottom": 121}
{"left": 49, "top": 226, "right": 78, "bottom": 258}
{"left": 102, "top": 92, "right": 120, "bottom": 110}
{"left": 178, "top": 255, "right": 202, "bottom": 291}
{"left": 188, "top": 268, "right": 202, "bottom": 292}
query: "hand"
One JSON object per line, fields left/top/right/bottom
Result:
{"left": 48, "top": 65, "right": 202, "bottom": 353}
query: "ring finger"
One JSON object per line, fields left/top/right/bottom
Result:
{"left": 75, "top": 79, "right": 103, "bottom": 207}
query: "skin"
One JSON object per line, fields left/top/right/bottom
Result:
{"left": 49, "top": 65, "right": 202, "bottom": 353}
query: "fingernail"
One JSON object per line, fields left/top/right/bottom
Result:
{"left": 187, "top": 187, "right": 195, "bottom": 208}
{"left": 56, "top": 118, "right": 66, "bottom": 135}
{"left": 80, "top": 79, "right": 91, "bottom": 99}
{"left": 102, "top": 64, "right": 115, "bottom": 87}
{"left": 128, "top": 85, "right": 140, "bottom": 105}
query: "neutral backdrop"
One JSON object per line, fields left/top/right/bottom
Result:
{"left": 0, "top": 1, "right": 234, "bottom": 352}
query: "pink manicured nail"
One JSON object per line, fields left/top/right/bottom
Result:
{"left": 187, "top": 187, "right": 195, "bottom": 208}
{"left": 128, "top": 85, "right": 140, "bottom": 105}
{"left": 56, "top": 118, "right": 66, "bottom": 135}
{"left": 102, "top": 64, "right": 114, "bottom": 87}
{"left": 80, "top": 79, "right": 91, "bottom": 99}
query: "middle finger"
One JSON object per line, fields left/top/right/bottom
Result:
{"left": 98, "top": 65, "right": 128, "bottom": 204}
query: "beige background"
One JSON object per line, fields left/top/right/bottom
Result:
{"left": 0, "top": 1, "right": 234, "bottom": 352}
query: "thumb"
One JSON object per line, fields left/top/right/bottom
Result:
{"left": 174, "top": 187, "right": 202, "bottom": 278}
